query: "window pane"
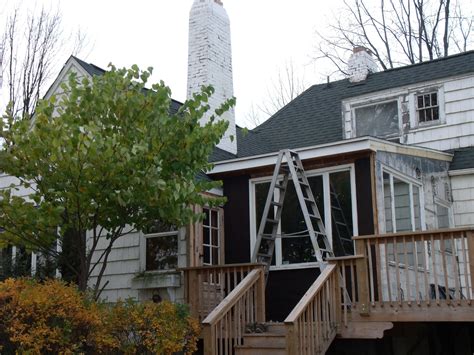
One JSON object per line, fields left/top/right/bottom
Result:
{"left": 355, "top": 101, "right": 399, "bottom": 137}
{"left": 146, "top": 235, "right": 178, "bottom": 271}
{"left": 212, "top": 247, "right": 219, "bottom": 265}
{"left": 413, "top": 186, "right": 421, "bottom": 230}
{"left": 393, "top": 177, "right": 412, "bottom": 232}
{"left": 417, "top": 95, "right": 424, "bottom": 108}
{"left": 203, "top": 208, "right": 210, "bottom": 226}
{"left": 211, "top": 210, "right": 218, "bottom": 228}
{"left": 203, "top": 226, "right": 210, "bottom": 245}
{"left": 437, "top": 204, "right": 450, "bottom": 229}
{"left": 330, "top": 171, "right": 354, "bottom": 256}
{"left": 281, "top": 175, "right": 323, "bottom": 264}
{"left": 255, "top": 182, "right": 273, "bottom": 235}
{"left": 383, "top": 172, "right": 393, "bottom": 233}
{"left": 203, "top": 246, "right": 210, "bottom": 264}
{"left": 431, "top": 93, "right": 438, "bottom": 106}
{"left": 211, "top": 228, "right": 219, "bottom": 247}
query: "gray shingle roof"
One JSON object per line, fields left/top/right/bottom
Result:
{"left": 450, "top": 147, "right": 474, "bottom": 170}
{"left": 72, "top": 56, "right": 183, "bottom": 114}
{"left": 232, "top": 50, "right": 474, "bottom": 158}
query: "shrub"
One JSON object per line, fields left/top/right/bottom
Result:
{"left": 0, "top": 278, "right": 200, "bottom": 354}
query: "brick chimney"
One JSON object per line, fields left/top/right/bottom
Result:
{"left": 187, "top": 0, "right": 237, "bottom": 154}
{"left": 347, "top": 46, "right": 378, "bottom": 83}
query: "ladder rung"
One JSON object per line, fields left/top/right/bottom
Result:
{"left": 275, "top": 184, "right": 286, "bottom": 190}
{"left": 266, "top": 218, "right": 279, "bottom": 224}
{"left": 271, "top": 201, "right": 283, "bottom": 207}
{"left": 308, "top": 214, "right": 321, "bottom": 219}
{"left": 261, "top": 234, "right": 276, "bottom": 240}
{"left": 257, "top": 253, "right": 273, "bottom": 259}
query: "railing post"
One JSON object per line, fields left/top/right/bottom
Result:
{"left": 255, "top": 267, "right": 266, "bottom": 323}
{"left": 467, "top": 231, "right": 474, "bottom": 298}
{"left": 187, "top": 269, "right": 199, "bottom": 319}
{"left": 202, "top": 324, "right": 214, "bottom": 355}
{"left": 355, "top": 239, "right": 370, "bottom": 316}
{"left": 286, "top": 323, "right": 298, "bottom": 355}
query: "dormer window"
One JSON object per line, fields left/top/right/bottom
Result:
{"left": 354, "top": 100, "right": 399, "bottom": 138}
{"left": 417, "top": 92, "right": 439, "bottom": 123}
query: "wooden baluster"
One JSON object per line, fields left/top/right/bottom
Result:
{"left": 393, "top": 237, "right": 402, "bottom": 306}
{"left": 413, "top": 235, "right": 421, "bottom": 306}
{"left": 422, "top": 234, "right": 430, "bottom": 307}
{"left": 375, "top": 237, "right": 383, "bottom": 305}
{"left": 367, "top": 239, "right": 375, "bottom": 306}
{"left": 467, "top": 231, "right": 474, "bottom": 303}
{"left": 431, "top": 234, "right": 440, "bottom": 305}
{"left": 384, "top": 240, "right": 392, "bottom": 306}
{"left": 340, "top": 261, "right": 347, "bottom": 327}
{"left": 403, "top": 236, "right": 411, "bottom": 306}
{"left": 440, "top": 233, "right": 450, "bottom": 305}
{"left": 351, "top": 261, "right": 357, "bottom": 305}
{"left": 461, "top": 231, "right": 472, "bottom": 303}
{"left": 450, "top": 232, "right": 461, "bottom": 305}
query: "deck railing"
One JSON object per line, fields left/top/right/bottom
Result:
{"left": 201, "top": 267, "right": 266, "bottom": 355}
{"left": 181, "top": 263, "right": 263, "bottom": 321}
{"left": 338, "top": 227, "right": 474, "bottom": 321}
{"left": 284, "top": 263, "right": 340, "bottom": 355}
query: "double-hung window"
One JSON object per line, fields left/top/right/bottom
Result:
{"left": 202, "top": 207, "right": 221, "bottom": 266}
{"left": 143, "top": 221, "right": 178, "bottom": 271}
{"left": 416, "top": 92, "right": 439, "bottom": 123}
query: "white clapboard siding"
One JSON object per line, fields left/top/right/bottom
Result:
{"left": 451, "top": 173, "right": 474, "bottom": 227}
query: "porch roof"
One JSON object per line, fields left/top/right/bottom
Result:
{"left": 208, "top": 137, "right": 452, "bottom": 175}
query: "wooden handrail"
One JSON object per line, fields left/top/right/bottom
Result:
{"left": 201, "top": 267, "right": 266, "bottom": 355}
{"left": 285, "top": 264, "right": 337, "bottom": 323}
{"left": 284, "top": 264, "right": 340, "bottom": 354}
{"left": 327, "top": 254, "right": 365, "bottom": 262}
{"left": 353, "top": 227, "right": 474, "bottom": 240}
{"left": 203, "top": 268, "right": 263, "bottom": 325}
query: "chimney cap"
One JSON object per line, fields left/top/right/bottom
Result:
{"left": 352, "top": 46, "right": 372, "bottom": 55}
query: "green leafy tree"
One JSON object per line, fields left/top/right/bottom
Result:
{"left": 0, "top": 65, "right": 234, "bottom": 298}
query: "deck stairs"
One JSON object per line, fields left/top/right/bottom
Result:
{"left": 234, "top": 323, "right": 287, "bottom": 355}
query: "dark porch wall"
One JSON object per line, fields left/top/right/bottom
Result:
{"left": 223, "top": 175, "right": 251, "bottom": 264}
{"left": 220, "top": 156, "right": 376, "bottom": 321}
{"left": 355, "top": 157, "right": 375, "bottom": 236}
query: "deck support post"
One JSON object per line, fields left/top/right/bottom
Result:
{"left": 255, "top": 267, "right": 266, "bottom": 323}
{"left": 202, "top": 324, "right": 214, "bottom": 355}
{"left": 355, "top": 239, "right": 370, "bottom": 316}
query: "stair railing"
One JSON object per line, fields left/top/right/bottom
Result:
{"left": 284, "top": 263, "right": 340, "bottom": 355}
{"left": 201, "top": 266, "right": 266, "bottom": 355}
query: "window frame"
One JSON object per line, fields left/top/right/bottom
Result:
{"left": 249, "top": 163, "right": 359, "bottom": 270}
{"left": 416, "top": 91, "right": 440, "bottom": 124}
{"left": 381, "top": 165, "right": 427, "bottom": 269}
{"left": 351, "top": 97, "right": 402, "bottom": 139}
{"left": 141, "top": 229, "right": 179, "bottom": 273}
{"left": 409, "top": 87, "right": 445, "bottom": 129}
{"left": 201, "top": 206, "right": 223, "bottom": 266}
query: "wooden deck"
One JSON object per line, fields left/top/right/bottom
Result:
{"left": 182, "top": 227, "right": 474, "bottom": 354}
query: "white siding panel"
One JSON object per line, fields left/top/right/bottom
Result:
{"left": 444, "top": 76, "right": 474, "bottom": 92}
{"left": 445, "top": 87, "right": 474, "bottom": 102}
{"left": 445, "top": 98, "right": 474, "bottom": 114}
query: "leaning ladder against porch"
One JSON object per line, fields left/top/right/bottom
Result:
{"left": 251, "top": 149, "right": 333, "bottom": 279}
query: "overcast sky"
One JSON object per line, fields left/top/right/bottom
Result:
{"left": 2, "top": 0, "right": 346, "bottom": 127}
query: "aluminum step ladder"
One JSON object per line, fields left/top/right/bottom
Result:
{"left": 251, "top": 149, "right": 333, "bottom": 280}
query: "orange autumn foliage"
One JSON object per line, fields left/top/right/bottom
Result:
{"left": 0, "top": 278, "right": 200, "bottom": 354}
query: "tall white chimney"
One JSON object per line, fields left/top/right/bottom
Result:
{"left": 187, "top": 0, "right": 237, "bottom": 154}
{"left": 347, "top": 46, "right": 378, "bottom": 83}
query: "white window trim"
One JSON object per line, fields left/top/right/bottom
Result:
{"left": 249, "top": 164, "right": 358, "bottom": 270}
{"left": 381, "top": 165, "right": 426, "bottom": 234}
{"left": 408, "top": 86, "right": 445, "bottom": 130}
{"left": 351, "top": 97, "right": 402, "bottom": 139}
{"left": 140, "top": 230, "right": 180, "bottom": 273}
{"left": 202, "top": 207, "right": 222, "bottom": 266}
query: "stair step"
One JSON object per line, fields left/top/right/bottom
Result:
{"left": 243, "top": 333, "right": 286, "bottom": 347}
{"left": 264, "top": 322, "right": 287, "bottom": 335}
{"left": 235, "top": 345, "right": 286, "bottom": 355}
